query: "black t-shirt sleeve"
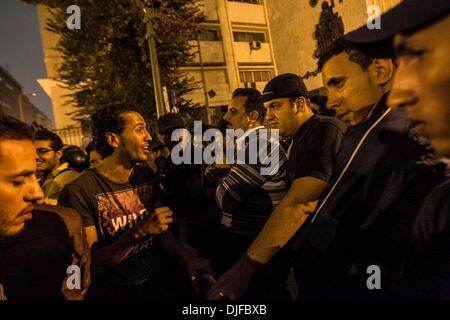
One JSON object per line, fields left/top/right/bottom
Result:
{"left": 293, "top": 122, "right": 345, "bottom": 183}
{"left": 59, "top": 183, "right": 96, "bottom": 227}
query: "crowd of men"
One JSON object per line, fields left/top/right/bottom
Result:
{"left": 0, "top": 0, "right": 449, "bottom": 300}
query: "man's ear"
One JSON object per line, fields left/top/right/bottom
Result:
{"left": 295, "top": 97, "right": 307, "bottom": 113}
{"left": 373, "top": 58, "right": 394, "bottom": 86}
{"left": 55, "top": 149, "right": 63, "bottom": 161}
{"left": 248, "top": 110, "right": 259, "bottom": 124}
{"left": 106, "top": 132, "right": 120, "bottom": 149}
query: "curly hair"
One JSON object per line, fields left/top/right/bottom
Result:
{"left": 34, "top": 128, "right": 64, "bottom": 151}
{"left": 0, "top": 114, "right": 33, "bottom": 142}
{"left": 91, "top": 104, "right": 139, "bottom": 158}
{"left": 232, "top": 88, "right": 265, "bottom": 123}
{"left": 318, "top": 38, "right": 375, "bottom": 71}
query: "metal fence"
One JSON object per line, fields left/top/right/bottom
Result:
{"left": 53, "top": 127, "right": 88, "bottom": 148}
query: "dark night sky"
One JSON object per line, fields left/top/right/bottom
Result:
{"left": 0, "top": 0, "right": 53, "bottom": 123}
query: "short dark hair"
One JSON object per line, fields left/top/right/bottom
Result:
{"left": 91, "top": 103, "right": 140, "bottom": 158}
{"left": 0, "top": 114, "right": 33, "bottom": 142}
{"left": 232, "top": 88, "right": 265, "bottom": 123}
{"left": 34, "top": 128, "right": 64, "bottom": 151}
{"left": 85, "top": 141, "right": 96, "bottom": 155}
{"left": 318, "top": 39, "right": 375, "bottom": 71}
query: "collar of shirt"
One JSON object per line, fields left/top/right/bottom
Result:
{"left": 46, "top": 162, "right": 70, "bottom": 181}
{"left": 235, "top": 125, "right": 265, "bottom": 152}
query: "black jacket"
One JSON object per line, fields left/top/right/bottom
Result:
{"left": 291, "top": 94, "right": 447, "bottom": 299}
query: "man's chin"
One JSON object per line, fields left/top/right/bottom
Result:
{"left": 1, "top": 223, "right": 25, "bottom": 237}
{"left": 430, "top": 137, "right": 450, "bottom": 158}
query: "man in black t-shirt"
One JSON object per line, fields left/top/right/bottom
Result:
{"left": 208, "top": 73, "right": 347, "bottom": 299}
{"left": 60, "top": 104, "right": 213, "bottom": 299}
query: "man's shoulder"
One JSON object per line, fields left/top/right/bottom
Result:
{"left": 313, "top": 115, "right": 348, "bottom": 133}
{"left": 33, "top": 203, "right": 84, "bottom": 235}
{"left": 133, "top": 164, "right": 157, "bottom": 183}
{"left": 55, "top": 166, "right": 80, "bottom": 182}
{"left": 64, "top": 168, "right": 98, "bottom": 189}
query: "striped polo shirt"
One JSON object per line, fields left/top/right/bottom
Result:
{"left": 215, "top": 126, "right": 289, "bottom": 235}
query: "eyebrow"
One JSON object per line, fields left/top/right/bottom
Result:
{"left": 326, "top": 76, "right": 345, "bottom": 86}
{"left": 267, "top": 102, "right": 280, "bottom": 108}
{"left": 394, "top": 39, "right": 408, "bottom": 55}
{"left": 7, "top": 170, "right": 35, "bottom": 179}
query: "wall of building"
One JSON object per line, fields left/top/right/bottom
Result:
{"left": 37, "top": 5, "right": 80, "bottom": 131}
{"left": 266, "top": 0, "right": 369, "bottom": 91}
{"left": 185, "top": 0, "right": 277, "bottom": 123}
{"left": 0, "top": 65, "right": 52, "bottom": 128}
{"left": 266, "top": 0, "right": 401, "bottom": 91}
{"left": 0, "top": 67, "right": 22, "bottom": 119}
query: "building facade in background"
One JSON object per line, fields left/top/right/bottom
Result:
{"left": 183, "top": 0, "right": 277, "bottom": 123}
{"left": 0, "top": 65, "right": 53, "bottom": 129}
{"left": 266, "top": 0, "right": 400, "bottom": 91}
{"left": 36, "top": 0, "right": 400, "bottom": 133}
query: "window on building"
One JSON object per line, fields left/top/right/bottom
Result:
{"left": 233, "top": 31, "right": 266, "bottom": 43}
{"left": 189, "top": 29, "right": 220, "bottom": 41}
{"left": 228, "top": 0, "right": 261, "bottom": 4}
{"left": 239, "top": 70, "right": 272, "bottom": 83}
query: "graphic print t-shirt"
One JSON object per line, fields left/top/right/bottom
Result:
{"left": 59, "top": 166, "right": 159, "bottom": 287}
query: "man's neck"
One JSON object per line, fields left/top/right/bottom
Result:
{"left": 40, "top": 163, "right": 60, "bottom": 181}
{"left": 288, "top": 112, "right": 314, "bottom": 137}
{"left": 247, "top": 122, "right": 263, "bottom": 131}
{"left": 96, "top": 152, "right": 134, "bottom": 184}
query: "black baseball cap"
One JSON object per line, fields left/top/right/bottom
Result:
{"left": 157, "top": 113, "right": 185, "bottom": 135}
{"left": 262, "top": 73, "right": 309, "bottom": 103}
{"left": 345, "top": 0, "right": 450, "bottom": 44}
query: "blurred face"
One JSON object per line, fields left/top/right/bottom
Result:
{"left": 388, "top": 16, "right": 450, "bottom": 157}
{"left": 88, "top": 150, "right": 103, "bottom": 168}
{"left": 150, "top": 148, "right": 163, "bottom": 161}
{"left": 264, "top": 98, "right": 301, "bottom": 137}
{"left": 322, "top": 52, "right": 383, "bottom": 125}
{"left": 0, "top": 139, "right": 43, "bottom": 236}
{"left": 117, "top": 112, "right": 152, "bottom": 163}
{"left": 223, "top": 96, "right": 250, "bottom": 131}
{"left": 34, "top": 139, "right": 61, "bottom": 175}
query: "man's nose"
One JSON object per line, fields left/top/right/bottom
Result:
{"left": 388, "top": 63, "right": 419, "bottom": 109}
{"left": 265, "top": 108, "right": 275, "bottom": 120}
{"left": 144, "top": 129, "right": 152, "bottom": 142}
{"left": 326, "top": 91, "right": 339, "bottom": 110}
{"left": 25, "top": 176, "right": 44, "bottom": 202}
{"left": 223, "top": 112, "right": 230, "bottom": 122}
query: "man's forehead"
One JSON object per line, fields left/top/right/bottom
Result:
{"left": 395, "top": 15, "right": 450, "bottom": 47}
{"left": 230, "top": 96, "right": 247, "bottom": 108}
{"left": 121, "top": 111, "right": 146, "bottom": 126}
{"left": 0, "top": 140, "right": 36, "bottom": 172}
{"left": 33, "top": 139, "right": 52, "bottom": 147}
{"left": 323, "top": 52, "right": 354, "bottom": 76}
{"left": 263, "top": 98, "right": 289, "bottom": 107}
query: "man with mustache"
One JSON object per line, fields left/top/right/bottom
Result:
{"left": 59, "top": 104, "right": 212, "bottom": 299}
{"left": 212, "top": 88, "right": 291, "bottom": 299}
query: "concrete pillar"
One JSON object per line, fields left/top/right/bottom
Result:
{"left": 216, "top": 0, "right": 240, "bottom": 94}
